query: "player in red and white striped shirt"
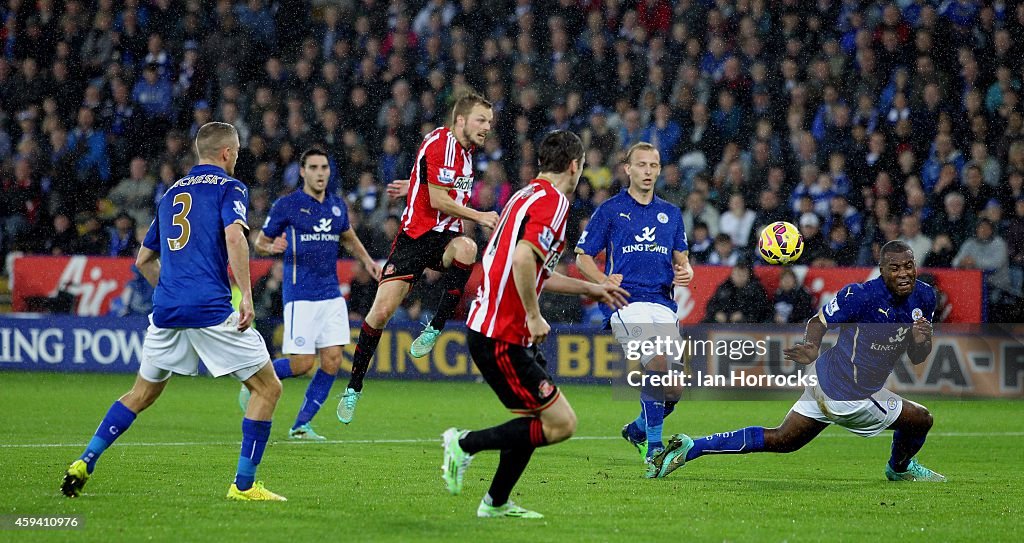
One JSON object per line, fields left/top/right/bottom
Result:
{"left": 338, "top": 93, "right": 500, "bottom": 424}
{"left": 441, "top": 130, "right": 630, "bottom": 519}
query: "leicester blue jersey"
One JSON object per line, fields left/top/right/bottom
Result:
{"left": 142, "top": 164, "right": 250, "bottom": 328}
{"left": 262, "top": 190, "right": 350, "bottom": 305}
{"left": 576, "top": 191, "right": 688, "bottom": 319}
{"left": 817, "top": 277, "right": 937, "bottom": 400}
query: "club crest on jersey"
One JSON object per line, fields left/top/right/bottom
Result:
{"left": 538, "top": 379, "right": 555, "bottom": 398}
{"left": 887, "top": 397, "right": 899, "bottom": 411}
{"left": 657, "top": 212, "right": 669, "bottom": 224}
{"left": 332, "top": 205, "right": 342, "bottom": 217}
{"left": 912, "top": 308, "right": 923, "bottom": 320}
{"left": 233, "top": 200, "right": 247, "bottom": 218}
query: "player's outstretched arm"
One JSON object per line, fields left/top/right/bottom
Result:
{"left": 135, "top": 246, "right": 161, "bottom": 288}
{"left": 253, "top": 231, "right": 287, "bottom": 256}
{"left": 546, "top": 271, "right": 630, "bottom": 309}
{"left": 784, "top": 313, "right": 828, "bottom": 365}
{"left": 427, "top": 185, "right": 499, "bottom": 229}
{"left": 340, "top": 228, "right": 382, "bottom": 280}
{"left": 575, "top": 251, "right": 608, "bottom": 283}
{"left": 225, "top": 223, "right": 255, "bottom": 332}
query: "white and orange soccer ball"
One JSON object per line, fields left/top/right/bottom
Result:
{"left": 757, "top": 221, "right": 804, "bottom": 265}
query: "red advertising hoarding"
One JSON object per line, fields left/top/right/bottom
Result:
{"left": 10, "top": 256, "right": 984, "bottom": 323}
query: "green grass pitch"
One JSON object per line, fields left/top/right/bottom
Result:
{"left": 1, "top": 371, "right": 1020, "bottom": 542}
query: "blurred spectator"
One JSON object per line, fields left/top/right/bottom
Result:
{"left": 719, "top": 193, "right": 756, "bottom": 247}
{"left": 773, "top": 268, "right": 814, "bottom": 324}
{"left": 828, "top": 223, "right": 859, "bottom": 267}
{"left": 43, "top": 214, "right": 79, "bottom": 256}
{"left": 706, "top": 233, "right": 738, "bottom": 266}
{"left": 925, "top": 192, "right": 973, "bottom": 247}
{"left": 923, "top": 233, "right": 957, "bottom": 269}
{"left": 107, "top": 157, "right": 156, "bottom": 226}
{"left": 687, "top": 222, "right": 713, "bottom": 264}
{"left": 703, "top": 261, "right": 771, "bottom": 323}
{"left": 798, "top": 212, "right": 833, "bottom": 266}
{"left": 683, "top": 191, "right": 720, "bottom": 238}
{"left": 954, "top": 219, "right": 1011, "bottom": 290}
{"left": 107, "top": 212, "right": 139, "bottom": 257}
{"left": 75, "top": 215, "right": 110, "bottom": 256}
{"left": 899, "top": 215, "right": 932, "bottom": 266}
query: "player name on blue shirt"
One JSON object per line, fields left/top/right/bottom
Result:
{"left": 142, "top": 164, "right": 250, "bottom": 329}
{"left": 262, "top": 190, "right": 350, "bottom": 305}
{"left": 576, "top": 191, "right": 688, "bottom": 318}
{"left": 817, "top": 277, "right": 937, "bottom": 400}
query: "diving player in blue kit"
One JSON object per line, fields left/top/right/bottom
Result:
{"left": 649, "top": 240, "right": 946, "bottom": 482}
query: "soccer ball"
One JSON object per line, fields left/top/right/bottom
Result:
{"left": 757, "top": 221, "right": 804, "bottom": 265}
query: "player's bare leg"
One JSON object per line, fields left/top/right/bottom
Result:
{"left": 287, "top": 347, "right": 342, "bottom": 440}
{"left": 61, "top": 373, "right": 171, "bottom": 497}
{"left": 242, "top": 362, "right": 282, "bottom": 422}
{"left": 885, "top": 400, "right": 945, "bottom": 481}
{"left": 340, "top": 280, "right": 412, "bottom": 423}
{"left": 410, "top": 236, "right": 478, "bottom": 358}
{"left": 119, "top": 373, "right": 171, "bottom": 413}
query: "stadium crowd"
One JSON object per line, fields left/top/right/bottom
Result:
{"left": 0, "top": 0, "right": 1022, "bottom": 322}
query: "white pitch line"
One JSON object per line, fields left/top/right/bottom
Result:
{"left": 1, "top": 432, "right": 1023, "bottom": 449}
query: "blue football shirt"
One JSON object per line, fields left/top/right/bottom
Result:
{"left": 262, "top": 190, "right": 350, "bottom": 305}
{"left": 142, "top": 164, "right": 250, "bottom": 328}
{"left": 576, "top": 191, "right": 688, "bottom": 318}
{"left": 816, "top": 277, "right": 937, "bottom": 400}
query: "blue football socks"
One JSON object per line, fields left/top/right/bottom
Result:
{"left": 235, "top": 418, "right": 272, "bottom": 491}
{"left": 271, "top": 358, "right": 293, "bottom": 380}
{"left": 80, "top": 401, "right": 137, "bottom": 473}
{"left": 292, "top": 369, "right": 335, "bottom": 429}
{"left": 686, "top": 427, "right": 766, "bottom": 462}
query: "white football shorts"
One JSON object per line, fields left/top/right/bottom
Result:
{"left": 791, "top": 381, "right": 904, "bottom": 437}
{"left": 139, "top": 312, "right": 270, "bottom": 382}
{"left": 282, "top": 297, "right": 351, "bottom": 355}
{"left": 610, "top": 301, "right": 683, "bottom": 366}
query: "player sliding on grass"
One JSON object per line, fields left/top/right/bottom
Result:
{"left": 62, "top": 123, "right": 287, "bottom": 501}
{"left": 575, "top": 142, "right": 693, "bottom": 476}
{"left": 239, "top": 147, "right": 380, "bottom": 440}
{"left": 650, "top": 240, "right": 946, "bottom": 482}
{"left": 441, "top": 130, "right": 630, "bottom": 518}
{"left": 337, "top": 92, "right": 499, "bottom": 424}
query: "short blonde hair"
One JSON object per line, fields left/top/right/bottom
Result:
{"left": 449, "top": 91, "right": 492, "bottom": 127}
{"left": 194, "top": 122, "right": 238, "bottom": 160}
{"left": 625, "top": 142, "right": 660, "bottom": 164}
